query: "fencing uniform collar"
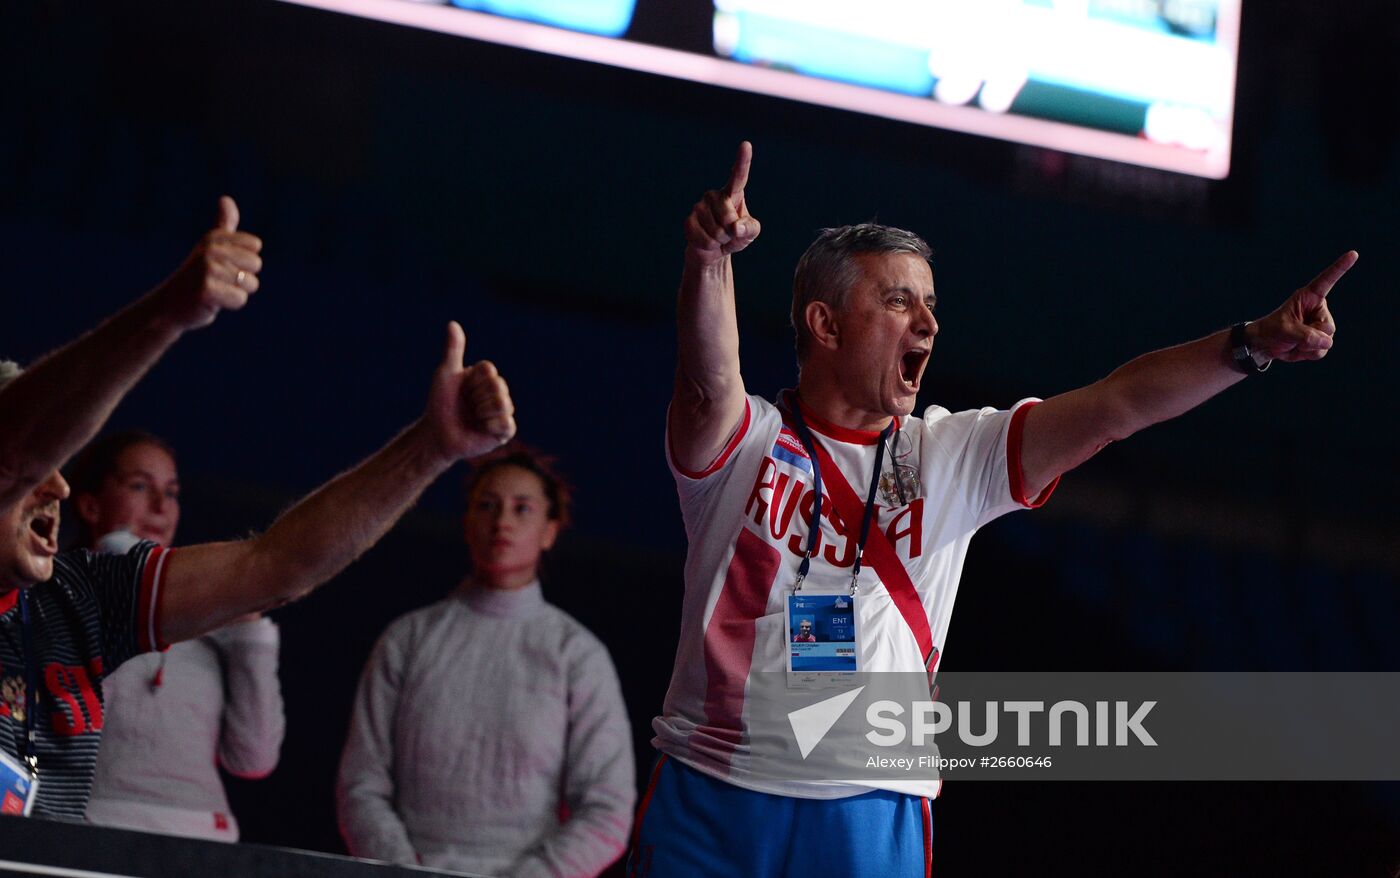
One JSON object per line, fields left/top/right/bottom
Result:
{"left": 462, "top": 578, "right": 544, "bottom": 618}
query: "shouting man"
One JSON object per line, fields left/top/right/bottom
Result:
{"left": 632, "top": 142, "right": 1354, "bottom": 876}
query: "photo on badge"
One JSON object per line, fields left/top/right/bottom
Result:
{"left": 786, "top": 593, "right": 859, "bottom": 675}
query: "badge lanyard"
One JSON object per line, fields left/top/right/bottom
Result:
{"left": 16, "top": 590, "right": 38, "bottom": 779}
{"left": 789, "top": 402, "right": 893, "bottom": 594}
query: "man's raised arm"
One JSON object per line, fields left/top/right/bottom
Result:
{"left": 670, "top": 141, "right": 761, "bottom": 474}
{"left": 1019, "top": 250, "right": 1358, "bottom": 498}
{"left": 156, "top": 321, "right": 515, "bottom": 644}
{"left": 0, "top": 197, "right": 262, "bottom": 510}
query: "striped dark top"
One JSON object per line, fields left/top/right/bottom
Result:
{"left": 0, "top": 542, "right": 167, "bottom": 818}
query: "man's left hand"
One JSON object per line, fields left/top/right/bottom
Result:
{"left": 1248, "top": 250, "right": 1357, "bottom": 363}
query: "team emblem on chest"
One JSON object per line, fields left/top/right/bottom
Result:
{"left": 880, "top": 466, "right": 921, "bottom": 507}
{"left": 0, "top": 676, "right": 25, "bottom": 722}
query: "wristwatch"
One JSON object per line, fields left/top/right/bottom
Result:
{"left": 1229, "top": 322, "right": 1271, "bottom": 375}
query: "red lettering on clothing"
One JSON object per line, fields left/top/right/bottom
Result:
{"left": 767, "top": 473, "right": 803, "bottom": 541}
{"left": 753, "top": 455, "right": 924, "bottom": 569}
{"left": 786, "top": 489, "right": 821, "bottom": 557}
{"left": 821, "top": 503, "right": 856, "bottom": 569}
{"left": 44, "top": 662, "right": 104, "bottom": 736}
{"left": 745, "top": 458, "right": 778, "bottom": 525}
{"left": 885, "top": 499, "right": 925, "bottom": 559}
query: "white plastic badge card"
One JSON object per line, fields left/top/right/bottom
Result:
{"left": 785, "top": 592, "right": 860, "bottom": 689}
{"left": 0, "top": 748, "right": 38, "bottom": 816}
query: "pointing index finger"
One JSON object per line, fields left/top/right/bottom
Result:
{"left": 1306, "top": 250, "right": 1359, "bottom": 300}
{"left": 724, "top": 141, "right": 753, "bottom": 200}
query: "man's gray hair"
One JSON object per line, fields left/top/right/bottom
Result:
{"left": 790, "top": 223, "right": 932, "bottom": 362}
{"left": 0, "top": 360, "right": 20, "bottom": 391}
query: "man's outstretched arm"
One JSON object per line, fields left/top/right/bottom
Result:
{"left": 670, "top": 141, "right": 761, "bottom": 474}
{"left": 1019, "top": 250, "right": 1357, "bottom": 498}
{"left": 0, "top": 197, "right": 262, "bottom": 510}
{"left": 157, "top": 321, "right": 515, "bottom": 644}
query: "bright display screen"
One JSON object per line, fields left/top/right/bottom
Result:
{"left": 282, "top": 0, "right": 1241, "bottom": 178}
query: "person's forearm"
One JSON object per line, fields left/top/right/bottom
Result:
{"left": 337, "top": 643, "right": 418, "bottom": 865}
{"left": 160, "top": 319, "right": 509, "bottom": 643}
{"left": 341, "top": 797, "right": 419, "bottom": 865}
{"left": 0, "top": 293, "right": 183, "bottom": 509}
{"left": 511, "top": 810, "right": 631, "bottom": 878}
{"left": 511, "top": 649, "right": 636, "bottom": 878}
{"left": 213, "top": 621, "right": 285, "bottom": 779}
{"left": 250, "top": 419, "right": 450, "bottom": 594}
{"left": 1022, "top": 254, "right": 1349, "bottom": 498}
{"left": 161, "top": 420, "right": 452, "bottom": 642}
{"left": 675, "top": 250, "right": 742, "bottom": 403}
{"left": 338, "top": 753, "right": 419, "bottom": 863}
{"left": 1101, "top": 328, "right": 1244, "bottom": 439}
{"left": 669, "top": 251, "right": 748, "bottom": 473}
{"left": 1021, "top": 330, "right": 1246, "bottom": 497}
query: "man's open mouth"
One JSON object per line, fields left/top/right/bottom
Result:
{"left": 28, "top": 511, "right": 58, "bottom": 550}
{"left": 900, "top": 349, "right": 929, "bottom": 390}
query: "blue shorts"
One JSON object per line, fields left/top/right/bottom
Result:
{"left": 627, "top": 755, "right": 934, "bottom": 878}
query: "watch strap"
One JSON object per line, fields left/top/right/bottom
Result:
{"left": 1229, "top": 322, "right": 1271, "bottom": 375}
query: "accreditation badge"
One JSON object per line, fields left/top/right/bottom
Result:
{"left": 0, "top": 748, "right": 38, "bottom": 816}
{"left": 785, "top": 592, "right": 860, "bottom": 690}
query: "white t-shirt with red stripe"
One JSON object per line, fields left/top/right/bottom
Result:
{"left": 654, "top": 392, "right": 1056, "bottom": 800}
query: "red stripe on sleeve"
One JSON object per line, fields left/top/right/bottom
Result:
{"left": 135, "top": 546, "right": 170, "bottom": 653}
{"left": 668, "top": 399, "right": 752, "bottom": 480}
{"left": 1007, "top": 401, "right": 1058, "bottom": 509}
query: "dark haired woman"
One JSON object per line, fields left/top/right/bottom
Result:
{"left": 337, "top": 444, "right": 635, "bottom": 877}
